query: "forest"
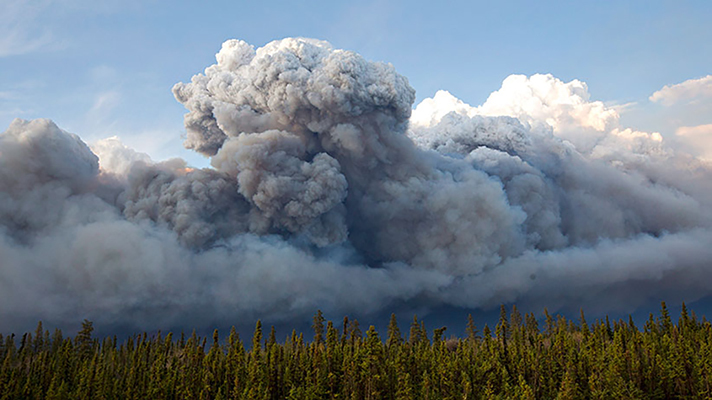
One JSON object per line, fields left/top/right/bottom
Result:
{"left": 1, "top": 302, "right": 711, "bottom": 399}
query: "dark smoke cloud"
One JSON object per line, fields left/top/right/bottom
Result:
{"left": 2, "top": 38, "right": 712, "bottom": 333}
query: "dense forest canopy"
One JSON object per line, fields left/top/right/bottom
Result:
{"left": 1, "top": 303, "right": 711, "bottom": 399}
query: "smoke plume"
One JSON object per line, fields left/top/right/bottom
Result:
{"left": 2, "top": 38, "right": 712, "bottom": 333}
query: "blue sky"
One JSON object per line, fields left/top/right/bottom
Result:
{"left": 2, "top": 0, "right": 711, "bottom": 167}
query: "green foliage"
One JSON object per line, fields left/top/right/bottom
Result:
{"left": 2, "top": 303, "right": 712, "bottom": 398}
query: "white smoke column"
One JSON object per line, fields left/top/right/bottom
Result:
{"left": 409, "top": 75, "right": 712, "bottom": 314}
{"left": 120, "top": 162, "right": 251, "bottom": 248}
{"left": 172, "top": 37, "right": 527, "bottom": 274}
{"left": 0, "top": 119, "right": 102, "bottom": 242}
{"left": 211, "top": 131, "right": 349, "bottom": 247}
{"left": 410, "top": 83, "right": 709, "bottom": 246}
{"left": 412, "top": 75, "right": 623, "bottom": 153}
{"left": 3, "top": 39, "right": 712, "bottom": 335}
{"left": 0, "top": 117, "right": 452, "bottom": 333}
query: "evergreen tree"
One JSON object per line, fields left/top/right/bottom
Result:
{"left": 386, "top": 314, "right": 402, "bottom": 349}
{"left": 660, "top": 301, "right": 673, "bottom": 334}
{"left": 466, "top": 314, "right": 478, "bottom": 343}
{"left": 2, "top": 303, "right": 712, "bottom": 399}
{"left": 312, "top": 310, "right": 325, "bottom": 347}
{"left": 75, "top": 319, "right": 94, "bottom": 359}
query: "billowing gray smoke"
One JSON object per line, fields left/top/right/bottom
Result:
{"left": 2, "top": 38, "right": 712, "bottom": 333}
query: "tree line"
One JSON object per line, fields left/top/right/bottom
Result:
{"left": 1, "top": 302, "right": 711, "bottom": 399}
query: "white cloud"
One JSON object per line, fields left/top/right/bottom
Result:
{"left": 650, "top": 75, "right": 712, "bottom": 106}
{"left": 410, "top": 90, "right": 475, "bottom": 127}
{"left": 412, "top": 74, "right": 621, "bottom": 138}
{"left": 411, "top": 74, "right": 666, "bottom": 156}
{"left": 477, "top": 74, "right": 619, "bottom": 135}
{"left": 677, "top": 123, "right": 712, "bottom": 137}
{"left": 676, "top": 124, "right": 712, "bottom": 161}
{"left": 590, "top": 128, "right": 666, "bottom": 162}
